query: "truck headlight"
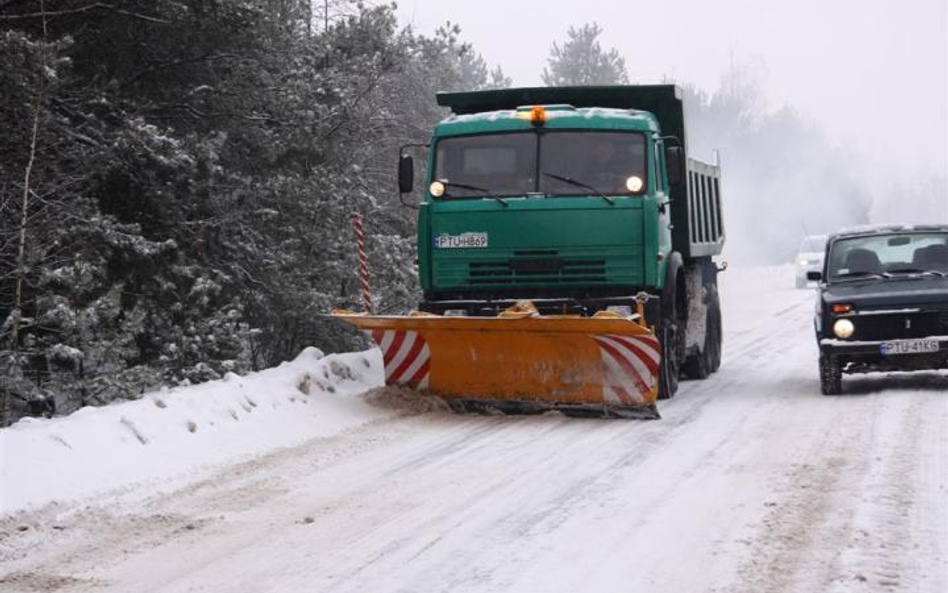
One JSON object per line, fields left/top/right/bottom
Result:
{"left": 429, "top": 181, "right": 445, "bottom": 197}
{"left": 833, "top": 318, "right": 855, "bottom": 339}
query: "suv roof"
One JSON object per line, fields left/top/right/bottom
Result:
{"left": 830, "top": 223, "right": 948, "bottom": 241}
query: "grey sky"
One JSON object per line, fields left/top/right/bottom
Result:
{"left": 395, "top": 0, "right": 947, "bottom": 184}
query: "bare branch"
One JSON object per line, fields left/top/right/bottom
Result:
{"left": 151, "top": 103, "right": 286, "bottom": 125}
{"left": 0, "top": 3, "right": 169, "bottom": 24}
{"left": 121, "top": 52, "right": 240, "bottom": 89}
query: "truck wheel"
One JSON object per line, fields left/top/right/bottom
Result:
{"left": 657, "top": 305, "right": 684, "bottom": 399}
{"left": 657, "top": 322, "right": 679, "bottom": 399}
{"left": 819, "top": 354, "right": 842, "bottom": 395}
{"left": 656, "top": 255, "right": 684, "bottom": 400}
{"left": 683, "top": 333, "right": 710, "bottom": 380}
{"left": 708, "top": 286, "right": 722, "bottom": 373}
{"left": 683, "top": 284, "right": 720, "bottom": 379}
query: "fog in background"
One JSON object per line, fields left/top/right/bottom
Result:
{"left": 396, "top": 0, "right": 947, "bottom": 263}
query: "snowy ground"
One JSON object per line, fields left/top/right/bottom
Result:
{"left": 0, "top": 347, "right": 396, "bottom": 513}
{"left": 0, "top": 265, "right": 945, "bottom": 593}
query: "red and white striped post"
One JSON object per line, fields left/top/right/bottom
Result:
{"left": 350, "top": 212, "right": 372, "bottom": 314}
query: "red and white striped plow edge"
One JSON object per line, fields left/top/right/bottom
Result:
{"left": 593, "top": 334, "right": 662, "bottom": 404}
{"left": 369, "top": 330, "right": 430, "bottom": 389}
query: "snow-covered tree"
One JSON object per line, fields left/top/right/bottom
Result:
{"left": 541, "top": 23, "right": 629, "bottom": 86}
{"left": 0, "top": 1, "right": 511, "bottom": 421}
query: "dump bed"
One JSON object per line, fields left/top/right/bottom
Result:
{"left": 437, "top": 85, "right": 725, "bottom": 259}
{"left": 682, "top": 157, "right": 725, "bottom": 258}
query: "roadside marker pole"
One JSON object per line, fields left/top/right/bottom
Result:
{"left": 350, "top": 212, "right": 372, "bottom": 314}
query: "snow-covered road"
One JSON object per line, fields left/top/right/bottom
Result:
{"left": 1, "top": 266, "right": 946, "bottom": 593}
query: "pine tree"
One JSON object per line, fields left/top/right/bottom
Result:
{"left": 541, "top": 23, "right": 629, "bottom": 86}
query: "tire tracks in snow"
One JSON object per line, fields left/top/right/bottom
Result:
{"left": 729, "top": 378, "right": 947, "bottom": 593}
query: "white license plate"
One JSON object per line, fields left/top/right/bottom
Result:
{"left": 880, "top": 339, "right": 940, "bottom": 355}
{"left": 435, "top": 232, "right": 488, "bottom": 249}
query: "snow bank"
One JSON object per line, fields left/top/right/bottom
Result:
{"left": 0, "top": 347, "right": 387, "bottom": 514}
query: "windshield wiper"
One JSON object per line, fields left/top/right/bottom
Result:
{"left": 885, "top": 267, "right": 948, "bottom": 278}
{"left": 832, "top": 271, "right": 886, "bottom": 281}
{"left": 541, "top": 171, "right": 614, "bottom": 205}
{"left": 438, "top": 180, "right": 507, "bottom": 206}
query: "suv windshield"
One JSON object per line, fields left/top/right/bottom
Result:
{"left": 433, "top": 131, "right": 647, "bottom": 198}
{"left": 827, "top": 232, "right": 948, "bottom": 281}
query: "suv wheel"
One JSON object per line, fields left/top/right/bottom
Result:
{"left": 819, "top": 353, "right": 842, "bottom": 395}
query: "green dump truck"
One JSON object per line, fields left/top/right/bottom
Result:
{"left": 336, "top": 85, "right": 725, "bottom": 412}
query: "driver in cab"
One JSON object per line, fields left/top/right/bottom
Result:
{"left": 587, "top": 140, "right": 645, "bottom": 194}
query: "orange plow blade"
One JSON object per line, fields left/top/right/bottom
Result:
{"left": 333, "top": 307, "right": 662, "bottom": 419}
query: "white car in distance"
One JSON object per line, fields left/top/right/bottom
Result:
{"left": 795, "top": 234, "right": 827, "bottom": 288}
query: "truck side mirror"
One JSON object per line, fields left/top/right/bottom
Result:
{"left": 665, "top": 146, "right": 685, "bottom": 186}
{"left": 806, "top": 271, "right": 822, "bottom": 281}
{"left": 398, "top": 155, "right": 414, "bottom": 194}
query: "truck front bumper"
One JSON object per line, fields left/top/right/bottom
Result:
{"left": 420, "top": 293, "right": 660, "bottom": 317}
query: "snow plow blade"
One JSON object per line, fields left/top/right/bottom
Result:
{"left": 333, "top": 303, "right": 662, "bottom": 419}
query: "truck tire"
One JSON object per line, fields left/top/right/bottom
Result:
{"left": 657, "top": 300, "right": 684, "bottom": 399}
{"left": 657, "top": 321, "right": 679, "bottom": 400}
{"left": 653, "top": 252, "right": 684, "bottom": 400}
{"left": 708, "top": 285, "right": 722, "bottom": 373}
{"left": 683, "top": 281, "right": 721, "bottom": 380}
{"left": 819, "top": 353, "right": 842, "bottom": 395}
{"left": 682, "top": 330, "right": 710, "bottom": 380}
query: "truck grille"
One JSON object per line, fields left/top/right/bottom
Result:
{"left": 468, "top": 258, "right": 607, "bottom": 285}
{"left": 851, "top": 310, "right": 948, "bottom": 341}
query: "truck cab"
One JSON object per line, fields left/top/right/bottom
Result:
{"left": 416, "top": 103, "right": 672, "bottom": 313}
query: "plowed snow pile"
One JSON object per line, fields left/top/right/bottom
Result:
{"left": 362, "top": 386, "right": 454, "bottom": 414}
{"left": 0, "top": 347, "right": 389, "bottom": 514}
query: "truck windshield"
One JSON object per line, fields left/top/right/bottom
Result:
{"left": 433, "top": 131, "right": 647, "bottom": 198}
{"left": 827, "top": 232, "right": 948, "bottom": 280}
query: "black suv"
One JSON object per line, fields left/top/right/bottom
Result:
{"left": 808, "top": 224, "right": 948, "bottom": 394}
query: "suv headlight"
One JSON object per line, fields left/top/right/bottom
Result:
{"left": 833, "top": 318, "right": 855, "bottom": 339}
